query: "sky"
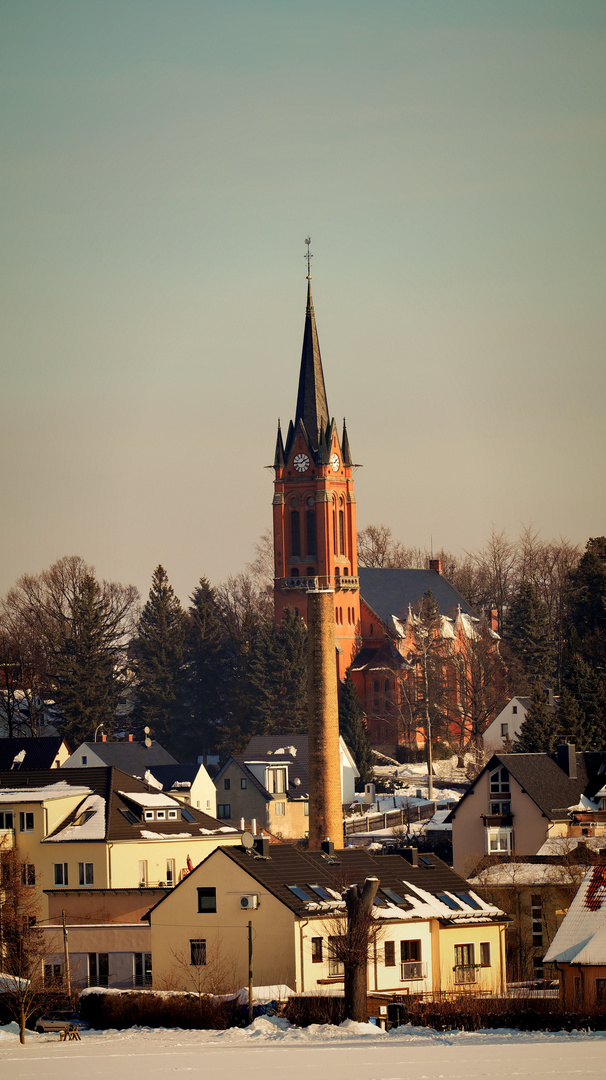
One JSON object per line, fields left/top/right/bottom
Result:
{"left": 2, "top": 1, "right": 605, "bottom": 606}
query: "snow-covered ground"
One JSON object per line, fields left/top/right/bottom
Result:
{"left": 1, "top": 1017, "right": 604, "bottom": 1080}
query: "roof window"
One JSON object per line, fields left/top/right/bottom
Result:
{"left": 287, "top": 885, "right": 312, "bottom": 902}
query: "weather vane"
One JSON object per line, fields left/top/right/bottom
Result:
{"left": 304, "top": 236, "right": 313, "bottom": 278}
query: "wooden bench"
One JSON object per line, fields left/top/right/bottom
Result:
{"left": 59, "top": 1025, "right": 81, "bottom": 1041}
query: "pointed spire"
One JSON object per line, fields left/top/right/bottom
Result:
{"left": 273, "top": 420, "right": 284, "bottom": 468}
{"left": 294, "top": 273, "right": 330, "bottom": 453}
{"left": 341, "top": 418, "right": 352, "bottom": 466}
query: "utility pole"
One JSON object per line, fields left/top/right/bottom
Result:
{"left": 247, "top": 920, "right": 253, "bottom": 1025}
{"left": 62, "top": 910, "right": 71, "bottom": 998}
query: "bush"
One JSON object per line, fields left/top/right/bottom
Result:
{"left": 389, "top": 994, "right": 606, "bottom": 1032}
{"left": 283, "top": 995, "right": 345, "bottom": 1027}
{"left": 78, "top": 990, "right": 241, "bottom": 1031}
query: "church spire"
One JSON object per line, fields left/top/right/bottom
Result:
{"left": 294, "top": 242, "right": 330, "bottom": 453}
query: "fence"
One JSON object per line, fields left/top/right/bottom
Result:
{"left": 344, "top": 803, "right": 439, "bottom": 835}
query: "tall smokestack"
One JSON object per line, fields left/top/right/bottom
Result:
{"left": 307, "top": 589, "right": 344, "bottom": 850}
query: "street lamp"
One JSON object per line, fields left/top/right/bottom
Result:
{"left": 94, "top": 724, "right": 104, "bottom": 743}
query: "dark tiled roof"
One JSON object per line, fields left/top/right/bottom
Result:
{"left": 0, "top": 767, "right": 229, "bottom": 842}
{"left": 64, "top": 740, "right": 177, "bottom": 776}
{"left": 448, "top": 750, "right": 606, "bottom": 823}
{"left": 359, "top": 568, "right": 474, "bottom": 627}
{"left": 0, "top": 737, "right": 67, "bottom": 770}
{"left": 146, "top": 764, "right": 200, "bottom": 791}
{"left": 150, "top": 844, "right": 502, "bottom": 923}
{"left": 243, "top": 735, "right": 310, "bottom": 799}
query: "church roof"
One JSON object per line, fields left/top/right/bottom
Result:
{"left": 293, "top": 279, "right": 330, "bottom": 451}
{"left": 359, "top": 567, "right": 473, "bottom": 626}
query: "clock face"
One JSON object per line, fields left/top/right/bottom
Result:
{"left": 293, "top": 453, "right": 310, "bottom": 473}
{"left": 330, "top": 452, "right": 340, "bottom": 472}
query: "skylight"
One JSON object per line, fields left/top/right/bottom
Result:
{"left": 437, "top": 892, "right": 463, "bottom": 910}
{"left": 381, "top": 888, "right": 405, "bottom": 905}
{"left": 287, "top": 885, "right": 312, "bottom": 901}
{"left": 308, "top": 884, "right": 333, "bottom": 900}
{"left": 456, "top": 891, "right": 481, "bottom": 909}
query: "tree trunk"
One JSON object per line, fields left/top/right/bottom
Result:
{"left": 19, "top": 1005, "right": 25, "bottom": 1045}
{"left": 343, "top": 876, "right": 379, "bottom": 1022}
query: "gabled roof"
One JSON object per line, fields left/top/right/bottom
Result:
{"left": 359, "top": 568, "right": 473, "bottom": 628}
{"left": 0, "top": 736, "right": 68, "bottom": 770}
{"left": 148, "top": 843, "right": 505, "bottom": 925}
{"left": 145, "top": 764, "right": 201, "bottom": 792}
{"left": 447, "top": 750, "right": 606, "bottom": 824}
{"left": 64, "top": 739, "right": 177, "bottom": 775}
{"left": 0, "top": 767, "right": 233, "bottom": 843}
{"left": 544, "top": 865, "right": 606, "bottom": 965}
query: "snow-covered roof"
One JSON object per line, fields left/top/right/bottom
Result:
{"left": 0, "top": 781, "right": 91, "bottom": 804}
{"left": 537, "top": 836, "right": 606, "bottom": 856}
{"left": 544, "top": 865, "right": 606, "bottom": 965}
{"left": 470, "top": 862, "right": 586, "bottom": 888}
{"left": 43, "top": 793, "right": 106, "bottom": 842}
{"left": 139, "top": 830, "right": 193, "bottom": 840}
{"left": 118, "top": 791, "right": 180, "bottom": 808}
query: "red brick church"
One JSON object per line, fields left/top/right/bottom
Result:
{"left": 272, "top": 263, "right": 500, "bottom": 754}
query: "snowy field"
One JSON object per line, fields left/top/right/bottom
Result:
{"left": 1, "top": 1018, "right": 604, "bottom": 1080}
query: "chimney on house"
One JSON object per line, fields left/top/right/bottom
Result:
{"left": 490, "top": 608, "right": 498, "bottom": 633}
{"left": 100, "top": 734, "right": 107, "bottom": 742}
{"left": 254, "top": 836, "right": 270, "bottom": 857}
{"left": 557, "top": 743, "right": 577, "bottom": 779}
{"left": 429, "top": 559, "right": 442, "bottom": 574}
{"left": 400, "top": 847, "right": 419, "bottom": 866}
{"left": 307, "top": 589, "right": 344, "bottom": 850}
{"left": 127, "top": 734, "right": 133, "bottom": 742}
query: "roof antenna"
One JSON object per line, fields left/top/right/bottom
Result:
{"left": 304, "top": 236, "right": 313, "bottom": 279}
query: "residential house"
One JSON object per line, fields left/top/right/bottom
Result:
{"left": 0, "top": 736, "right": 71, "bottom": 770}
{"left": 147, "top": 841, "right": 507, "bottom": 997}
{"left": 63, "top": 735, "right": 177, "bottom": 773}
{"left": 544, "top": 864, "right": 606, "bottom": 1006}
{"left": 447, "top": 744, "right": 606, "bottom": 877}
{"left": 482, "top": 697, "right": 530, "bottom": 754}
{"left": 213, "top": 734, "right": 359, "bottom": 840}
{"left": 0, "top": 766, "right": 242, "bottom": 923}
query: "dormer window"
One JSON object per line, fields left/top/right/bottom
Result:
{"left": 156, "top": 810, "right": 165, "bottom": 820}
{"left": 168, "top": 809, "right": 178, "bottom": 820}
{"left": 144, "top": 810, "right": 154, "bottom": 821}
{"left": 266, "top": 767, "right": 287, "bottom": 794}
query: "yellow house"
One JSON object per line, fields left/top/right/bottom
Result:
{"left": 0, "top": 766, "right": 242, "bottom": 923}
{"left": 147, "top": 842, "right": 506, "bottom": 997}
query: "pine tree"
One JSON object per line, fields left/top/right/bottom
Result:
{"left": 52, "top": 574, "right": 120, "bottom": 744}
{"left": 271, "top": 608, "right": 308, "bottom": 733}
{"left": 515, "top": 687, "right": 561, "bottom": 752}
{"left": 504, "top": 580, "right": 554, "bottom": 689}
{"left": 562, "top": 654, "right": 606, "bottom": 750}
{"left": 132, "top": 566, "right": 187, "bottom": 754}
{"left": 182, "top": 578, "right": 225, "bottom": 758}
{"left": 339, "top": 672, "right": 374, "bottom": 787}
{"left": 568, "top": 536, "right": 606, "bottom": 673}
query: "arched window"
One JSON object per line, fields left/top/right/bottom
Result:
{"left": 306, "top": 508, "right": 316, "bottom": 556}
{"left": 291, "top": 510, "right": 300, "bottom": 556}
{"left": 339, "top": 510, "right": 345, "bottom": 555}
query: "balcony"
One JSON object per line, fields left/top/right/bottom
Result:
{"left": 280, "top": 576, "right": 319, "bottom": 591}
{"left": 335, "top": 576, "right": 359, "bottom": 591}
{"left": 454, "top": 965, "right": 480, "bottom": 985}
{"left": 400, "top": 961, "right": 427, "bottom": 981}
{"left": 279, "top": 575, "right": 360, "bottom": 592}
{"left": 482, "top": 813, "right": 513, "bottom": 827}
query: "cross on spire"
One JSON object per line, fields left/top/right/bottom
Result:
{"left": 304, "top": 236, "right": 313, "bottom": 278}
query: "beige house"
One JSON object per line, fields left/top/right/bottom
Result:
{"left": 214, "top": 734, "right": 359, "bottom": 840}
{"left": 0, "top": 766, "right": 242, "bottom": 923}
{"left": 447, "top": 745, "right": 606, "bottom": 877}
{"left": 40, "top": 922, "right": 153, "bottom": 991}
{"left": 147, "top": 841, "right": 507, "bottom": 997}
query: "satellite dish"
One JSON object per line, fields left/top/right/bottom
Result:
{"left": 144, "top": 726, "right": 151, "bottom": 735}
{"left": 241, "top": 832, "right": 255, "bottom": 850}
{"left": 144, "top": 736, "right": 152, "bottom": 748}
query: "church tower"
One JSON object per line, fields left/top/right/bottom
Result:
{"left": 272, "top": 252, "right": 360, "bottom": 682}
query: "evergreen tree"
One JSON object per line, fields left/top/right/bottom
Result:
{"left": 52, "top": 574, "right": 120, "bottom": 744}
{"left": 271, "top": 608, "right": 308, "bottom": 732}
{"left": 504, "top": 580, "right": 554, "bottom": 690}
{"left": 554, "top": 688, "right": 584, "bottom": 748}
{"left": 132, "top": 566, "right": 187, "bottom": 754}
{"left": 561, "top": 654, "right": 606, "bottom": 750}
{"left": 182, "top": 578, "right": 225, "bottom": 758}
{"left": 567, "top": 536, "right": 606, "bottom": 673}
{"left": 515, "top": 687, "right": 561, "bottom": 752}
{"left": 339, "top": 672, "right": 374, "bottom": 787}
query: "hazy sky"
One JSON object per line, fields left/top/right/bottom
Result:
{"left": 2, "top": 1, "right": 605, "bottom": 605}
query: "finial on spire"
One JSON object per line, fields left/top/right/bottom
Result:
{"left": 304, "top": 236, "right": 313, "bottom": 279}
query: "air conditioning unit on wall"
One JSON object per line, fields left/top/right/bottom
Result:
{"left": 240, "top": 894, "right": 259, "bottom": 909}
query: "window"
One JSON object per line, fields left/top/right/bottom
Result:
{"left": 82, "top": 755, "right": 88, "bottom": 765}
{"left": 88, "top": 953, "right": 109, "bottom": 988}
{"left": 217, "top": 804, "right": 231, "bottom": 819}
{"left": 512, "top": 705, "right": 518, "bottom": 714}
{"left": 291, "top": 510, "right": 300, "bottom": 557}
{"left": 437, "top": 892, "right": 463, "bottom": 910}
{"left": 44, "top": 963, "right": 64, "bottom": 985}
{"left": 382, "top": 888, "right": 405, "bottom": 905}
{"left": 339, "top": 510, "right": 345, "bottom": 555}
{"left": 22, "top": 864, "right": 35, "bottom": 886}
{"left": 533, "top": 960, "right": 544, "bottom": 985}
{"left": 274, "top": 802, "right": 285, "bottom": 816}
{"left": 168, "top": 809, "right": 178, "bottom": 819}
{"left": 531, "top": 894, "right": 543, "bottom": 946}
{"left": 119, "top": 808, "right": 138, "bottom": 825}
{"left": 19, "top": 812, "right": 34, "bottom": 832}
{"left": 454, "top": 943, "right": 477, "bottom": 983}
{"left": 134, "top": 952, "right": 152, "bottom": 987}
{"left": 190, "top": 939, "right": 206, "bottom": 966}
{"left": 595, "top": 978, "right": 606, "bottom": 1002}
{"left": 311, "top": 937, "right": 323, "bottom": 963}
{"left": 267, "top": 768, "right": 286, "bottom": 794}
{"left": 287, "top": 884, "right": 312, "bottom": 902}
{"left": 309, "top": 884, "right": 333, "bottom": 900}
{"left": 486, "top": 827, "right": 513, "bottom": 854}
{"left": 490, "top": 800, "right": 511, "bottom": 815}
{"left": 456, "top": 891, "right": 481, "bottom": 910}
{"left": 144, "top": 810, "right": 154, "bottom": 821}
{"left": 156, "top": 810, "right": 165, "bottom": 820}
{"left": 480, "top": 942, "right": 491, "bottom": 967}
{"left": 306, "top": 509, "right": 316, "bottom": 556}
{"left": 138, "top": 861, "right": 147, "bottom": 886}
{"left": 197, "top": 887, "right": 217, "bottom": 913}
{"left": 54, "top": 863, "right": 68, "bottom": 886}
{"left": 0, "top": 811, "right": 14, "bottom": 829}
{"left": 166, "top": 859, "right": 175, "bottom": 886}
{"left": 500, "top": 723, "right": 509, "bottom": 737}
{"left": 384, "top": 941, "right": 395, "bottom": 967}
{"left": 401, "top": 940, "right": 421, "bottom": 963}
{"left": 241, "top": 778, "right": 247, "bottom": 789}
{"left": 490, "top": 767, "right": 510, "bottom": 794}
{"left": 79, "top": 862, "right": 94, "bottom": 886}
{"left": 327, "top": 937, "right": 344, "bottom": 977}
{"left": 224, "top": 779, "right": 231, "bottom": 791}
{"left": 304, "top": 801, "right": 309, "bottom": 816}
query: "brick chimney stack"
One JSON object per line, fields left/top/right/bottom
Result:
{"left": 307, "top": 589, "right": 344, "bottom": 850}
{"left": 429, "top": 558, "right": 442, "bottom": 574}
